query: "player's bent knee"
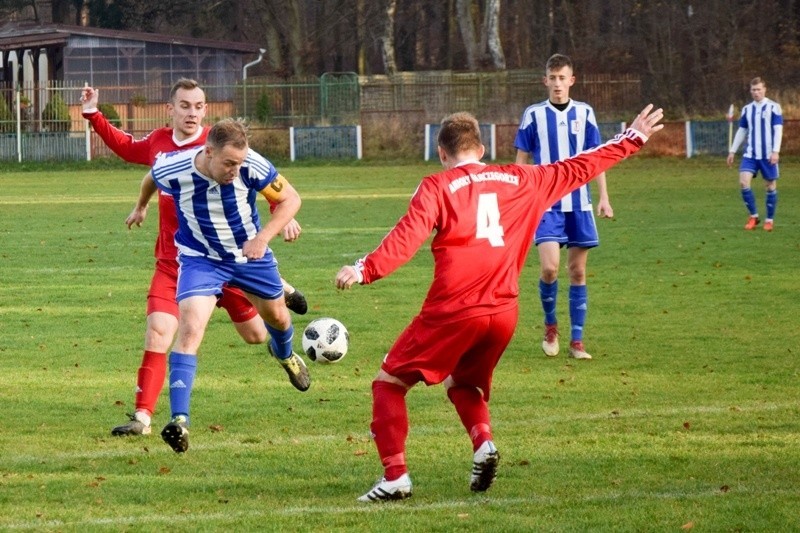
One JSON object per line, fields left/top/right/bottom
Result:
{"left": 239, "top": 327, "right": 268, "bottom": 345}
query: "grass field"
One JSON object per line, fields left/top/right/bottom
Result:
{"left": 0, "top": 156, "right": 799, "bottom": 531}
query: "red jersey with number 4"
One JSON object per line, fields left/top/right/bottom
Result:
{"left": 83, "top": 110, "right": 208, "bottom": 261}
{"left": 356, "top": 129, "right": 647, "bottom": 323}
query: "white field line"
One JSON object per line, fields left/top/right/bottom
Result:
{"left": 1, "top": 401, "right": 795, "bottom": 469}
{"left": 4, "top": 488, "right": 799, "bottom": 531}
{"left": 0, "top": 192, "right": 412, "bottom": 206}
{"left": 1, "top": 402, "right": 797, "bottom": 530}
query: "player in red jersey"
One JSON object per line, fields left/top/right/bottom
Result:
{"left": 81, "top": 79, "right": 307, "bottom": 437}
{"left": 336, "top": 105, "right": 664, "bottom": 502}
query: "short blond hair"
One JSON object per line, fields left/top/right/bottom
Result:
{"left": 438, "top": 112, "right": 482, "bottom": 156}
{"left": 169, "top": 78, "right": 204, "bottom": 102}
{"left": 207, "top": 118, "right": 249, "bottom": 150}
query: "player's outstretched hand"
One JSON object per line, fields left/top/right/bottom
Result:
{"left": 335, "top": 266, "right": 359, "bottom": 290}
{"left": 630, "top": 104, "right": 664, "bottom": 138}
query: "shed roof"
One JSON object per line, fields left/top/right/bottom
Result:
{"left": 0, "top": 21, "right": 262, "bottom": 54}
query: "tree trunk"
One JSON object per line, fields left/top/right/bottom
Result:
{"left": 264, "top": 20, "right": 283, "bottom": 74}
{"left": 484, "top": 0, "right": 505, "bottom": 69}
{"left": 286, "top": 0, "right": 305, "bottom": 76}
{"left": 456, "top": 0, "right": 479, "bottom": 70}
{"left": 356, "top": 0, "right": 366, "bottom": 75}
{"left": 381, "top": 0, "right": 397, "bottom": 75}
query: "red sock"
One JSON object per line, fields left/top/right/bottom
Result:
{"left": 134, "top": 351, "right": 167, "bottom": 415}
{"left": 447, "top": 385, "right": 493, "bottom": 451}
{"left": 370, "top": 380, "right": 409, "bottom": 481}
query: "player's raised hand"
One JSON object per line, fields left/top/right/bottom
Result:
{"left": 630, "top": 104, "right": 664, "bottom": 138}
{"left": 80, "top": 86, "right": 99, "bottom": 110}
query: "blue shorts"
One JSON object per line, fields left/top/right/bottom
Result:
{"left": 740, "top": 157, "right": 779, "bottom": 181}
{"left": 535, "top": 210, "right": 599, "bottom": 248}
{"left": 176, "top": 254, "right": 284, "bottom": 302}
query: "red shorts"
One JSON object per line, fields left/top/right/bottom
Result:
{"left": 381, "top": 306, "right": 518, "bottom": 401}
{"left": 146, "top": 258, "right": 258, "bottom": 323}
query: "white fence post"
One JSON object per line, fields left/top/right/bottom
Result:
{"left": 685, "top": 121, "right": 693, "bottom": 158}
{"left": 15, "top": 88, "right": 22, "bottom": 163}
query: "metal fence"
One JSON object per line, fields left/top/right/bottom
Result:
{"left": 4, "top": 73, "right": 789, "bottom": 162}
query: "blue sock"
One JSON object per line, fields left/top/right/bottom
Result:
{"left": 267, "top": 323, "right": 295, "bottom": 360}
{"left": 539, "top": 279, "right": 558, "bottom": 326}
{"left": 741, "top": 188, "right": 757, "bottom": 216}
{"left": 168, "top": 352, "right": 197, "bottom": 424}
{"left": 766, "top": 189, "right": 777, "bottom": 220}
{"left": 569, "top": 285, "right": 587, "bottom": 342}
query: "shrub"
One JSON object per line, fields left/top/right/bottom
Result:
{"left": 248, "top": 126, "right": 289, "bottom": 160}
{"left": 0, "top": 98, "right": 14, "bottom": 133}
{"left": 98, "top": 103, "right": 121, "bottom": 127}
{"left": 130, "top": 94, "right": 147, "bottom": 107}
{"left": 255, "top": 92, "right": 273, "bottom": 123}
{"left": 42, "top": 93, "right": 71, "bottom": 132}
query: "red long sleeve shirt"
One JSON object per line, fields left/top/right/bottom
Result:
{"left": 83, "top": 110, "right": 208, "bottom": 261}
{"left": 355, "top": 129, "right": 646, "bottom": 324}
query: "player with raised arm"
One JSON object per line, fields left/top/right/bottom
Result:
{"left": 515, "top": 53, "right": 611, "bottom": 361}
{"left": 81, "top": 80, "right": 307, "bottom": 437}
{"left": 726, "top": 77, "right": 783, "bottom": 232}
{"left": 336, "top": 105, "right": 664, "bottom": 501}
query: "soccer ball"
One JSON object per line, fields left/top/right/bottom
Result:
{"left": 301, "top": 317, "right": 349, "bottom": 364}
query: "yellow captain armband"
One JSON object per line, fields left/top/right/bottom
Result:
{"left": 260, "top": 174, "right": 289, "bottom": 203}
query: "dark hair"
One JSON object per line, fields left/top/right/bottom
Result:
{"left": 438, "top": 112, "right": 482, "bottom": 156}
{"left": 169, "top": 78, "right": 203, "bottom": 102}
{"left": 750, "top": 77, "right": 765, "bottom": 87}
{"left": 207, "top": 118, "right": 249, "bottom": 150}
{"left": 545, "top": 53, "right": 573, "bottom": 72}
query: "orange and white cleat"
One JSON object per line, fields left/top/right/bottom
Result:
{"left": 568, "top": 340, "right": 592, "bottom": 360}
{"left": 542, "top": 324, "right": 559, "bottom": 357}
{"left": 744, "top": 216, "right": 760, "bottom": 230}
{"left": 763, "top": 220, "right": 774, "bottom": 232}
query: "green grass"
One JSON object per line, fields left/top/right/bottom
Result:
{"left": 0, "top": 156, "right": 799, "bottom": 531}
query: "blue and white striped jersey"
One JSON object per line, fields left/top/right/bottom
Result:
{"left": 738, "top": 98, "right": 783, "bottom": 160}
{"left": 514, "top": 99, "right": 602, "bottom": 212}
{"left": 152, "top": 147, "right": 279, "bottom": 262}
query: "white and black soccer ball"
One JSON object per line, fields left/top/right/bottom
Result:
{"left": 301, "top": 317, "right": 349, "bottom": 364}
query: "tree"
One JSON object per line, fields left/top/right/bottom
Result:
{"left": 253, "top": 0, "right": 307, "bottom": 77}
{"left": 381, "top": 0, "right": 397, "bottom": 75}
{"left": 456, "top": 0, "right": 479, "bottom": 70}
{"left": 483, "top": 0, "right": 505, "bottom": 69}
{"left": 455, "top": 0, "right": 506, "bottom": 70}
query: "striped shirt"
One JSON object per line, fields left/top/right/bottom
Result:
{"left": 738, "top": 98, "right": 783, "bottom": 159}
{"left": 514, "top": 99, "right": 602, "bottom": 212}
{"left": 152, "top": 147, "right": 278, "bottom": 263}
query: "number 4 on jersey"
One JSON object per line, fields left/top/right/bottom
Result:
{"left": 476, "top": 193, "right": 505, "bottom": 247}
